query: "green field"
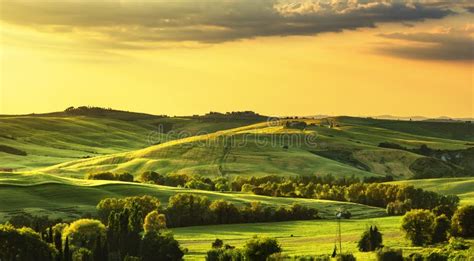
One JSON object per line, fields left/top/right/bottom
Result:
{"left": 388, "top": 177, "right": 474, "bottom": 205}
{"left": 1, "top": 112, "right": 473, "bottom": 259}
{"left": 8, "top": 116, "right": 466, "bottom": 180}
{"left": 171, "top": 216, "right": 472, "bottom": 260}
{"left": 0, "top": 172, "right": 386, "bottom": 222}
{"left": 0, "top": 114, "right": 259, "bottom": 171}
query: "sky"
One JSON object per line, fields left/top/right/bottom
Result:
{"left": 0, "top": 0, "right": 473, "bottom": 117}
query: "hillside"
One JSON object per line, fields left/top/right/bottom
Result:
{"left": 0, "top": 110, "right": 263, "bottom": 171}
{"left": 39, "top": 117, "right": 472, "bottom": 180}
{"left": 0, "top": 172, "right": 386, "bottom": 222}
{"left": 388, "top": 177, "right": 474, "bottom": 205}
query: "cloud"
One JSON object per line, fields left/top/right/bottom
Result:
{"left": 376, "top": 26, "right": 474, "bottom": 61}
{"left": 0, "top": 0, "right": 460, "bottom": 48}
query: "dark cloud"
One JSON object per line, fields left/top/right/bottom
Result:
{"left": 0, "top": 0, "right": 458, "bottom": 47}
{"left": 376, "top": 28, "right": 474, "bottom": 61}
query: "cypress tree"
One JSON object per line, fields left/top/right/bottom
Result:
{"left": 48, "top": 227, "right": 54, "bottom": 243}
{"left": 64, "top": 236, "right": 71, "bottom": 261}
{"left": 93, "top": 235, "right": 103, "bottom": 261}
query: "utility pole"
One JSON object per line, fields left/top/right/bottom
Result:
{"left": 336, "top": 211, "right": 342, "bottom": 254}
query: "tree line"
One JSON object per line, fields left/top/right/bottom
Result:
{"left": 132, "top": 172, "right": 459, "bottom": 215}
{"left": 97, "top": 194, "right": 319, "bottom": 228}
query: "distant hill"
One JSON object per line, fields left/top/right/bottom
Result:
{"left": 39, "top": 117, "right": 472, "bottom": 180}
{"left": 1, "top": 109, "right": 472, "bottom": 179}
{"left": 0, "top": 112, "right": 264, "bottom": 171}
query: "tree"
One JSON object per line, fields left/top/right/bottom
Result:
{"left": 401, "top": 209, "right": 435, "bottom": 246}
{"left": 62, "top": 219, "right": 106, "bottom": 251}
{"left": 53, "top": 228, "right": 63, "bottom": 256}
{"left": 97, "top": 198, "right": 124, "bottom": 224}
{"left": 358, "top": 226, "right": 383, "bottom": 252}
{"left": 212, "top": 239, "right": 224, "bottom": 249}
{"left": 64, "top": 236, "right": 71, "bottom": 261}
{"left": 432, "top": 214, "right": 450, "bottom": 243}
{"left": 143, "top": 210, "right": 167, "bottom": 234}
{"left": 209, "top": 200, "right": 240, "bottom": 224}
{"left": 166, "top": 193, "right": 212, "bottom": 227}
{"left": 451, "top": 205, "right": 474, "bottom": 237}
{"left": 0, "top": 224, "right": 57, "bottom": 261}
{"left": 139, "top": 231, "right": 184, "bottom": 261}
{"left": 138, "top": 171, "right": 165, "bottom": 185}
{"left": 243, "top": 236, "right": 281, "bottom": 261}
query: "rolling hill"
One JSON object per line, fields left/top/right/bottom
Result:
{"left": 0, "top": 108, "right": 264, "bottom": 171}
{"left": 36, "top": 116, "right": 473, "bottom": 180}
{"left": 388, "top": 177, "right": 474, "bottom": 205}
{"left": 0, "top": 172, "right": 386, "bottom": 222}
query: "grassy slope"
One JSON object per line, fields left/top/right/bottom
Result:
{"left": 173, "top": 217, "right": 474, "bottom": 260}
{"left": 39, "top": 118, "right": 471, "bottom": 179}
{"left": 0, "top": 115, "right": 257, "bottom": 171}
{"left": 174, "top": 215, "right": 473, "bottom": 260}
{"left": 335, "top": 116, "right": 474, "bottom": 143}
{"left": 173, "top": 216, "right": 405, "bottom": 260}
{"left": 0, "top": 172, "right": 386, "bottom": 222}
{"left": 388, "top": 177, "right": 474, "bottom": 205}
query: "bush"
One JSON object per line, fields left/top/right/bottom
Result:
{"left": 451, "top": 205, "right": 474, "bottom": 237}
{"left": 206, "top": 248, "right": 243, "bottom": 261}
{"left": 139, "top": 231, "right": 184, "bottom": 261}
{"left": 424, "top": 251, "right": 448, "bottom": 261}
{"left": 358, "top": 225, "right": 383, "bottom": 252}
{"left": 143, "top": 210, "right": 166, "bottom": 233}
{"left": 335, "top": 253, "right": 356, "bottom": 261}
{"left": 375, "top": 247, "right": 403, "bottom": 261}
{"left": 446, "top": 237, "right": 470, "bottom": 251}
{"left": 86, "top": 172, "right": 134, "bottom": 182}
{"left": 401, "top": 209, "right": 435, "bottom": 246}
{"left": 432, "top": 214, "right": 450, "bottom": 243}
{"left": 73, "top": 248, "right": 92, "bottom": 261}
{"left": 212, "top": 239, "right": 224, "bottom": 249}
{"left": 62, "top": 219, "right": 106, "bottom": 251}
{"left": 0, "top": 224, "right": 57, "bottom": 261}
{"left": 407, "top": 253, "right": 423, "bottom": 261}
{"left": 243, "top": 236, "right": 282, "bottom": 261}
{"left": 138, "top": 171, "right": 165, "bottom": 184}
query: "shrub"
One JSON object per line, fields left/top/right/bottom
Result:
{"left": 432, "top": 214, "right": 450, "bottom": 243}
{"left": 0, "top": 224, "right": 57, "bottom": 261}
{"left": 358, "top": 225, "right": 383, "bottom": 252}
{"left": 62, "top": 219, "right": 106, "bottom": 251}
{"left": 375, "top": 247, "right": 403, "bottom": 261}
{"left": 143, "top": 210, "right": 166, "bottom": 233}
{"left": 138, "top": 171, "right": 165, "bottom": 184}
{"left": 407, "top": 253, "right": 423, "bottom": 261}
{"left": 424, "top": 251, "right": 448, "bottom": 261}
{"left": 335, "top": 253, "right": 356, "bottom": 261}
{"left": 73, "top": 248, "right": 92, "bottom": 261}
{"left": 446, "top": 237, "right": 470, "bottom": 251}
{"left": 401, "top": 209, "right": 435, "bottom": 246}
{"left": 206, "top": 248, "right": 243, "bottom": 261}
{"left": 86, "top": 172, "right": 133, "bottom": 182}
{"left": 451, "top": 205, "right": 474, "bottom": 237}
{"left": 139, "top": 231, "right": 184, "bottom": 261}
{"left": 212, "top": 239, "right": 224, "bottom": 249}
{"left": 243, "top": 236, "right": 282, "bottom": 261}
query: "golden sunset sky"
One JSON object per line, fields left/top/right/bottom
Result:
{"left": 0, "top": 0, "right": 473, "bottom": 117}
